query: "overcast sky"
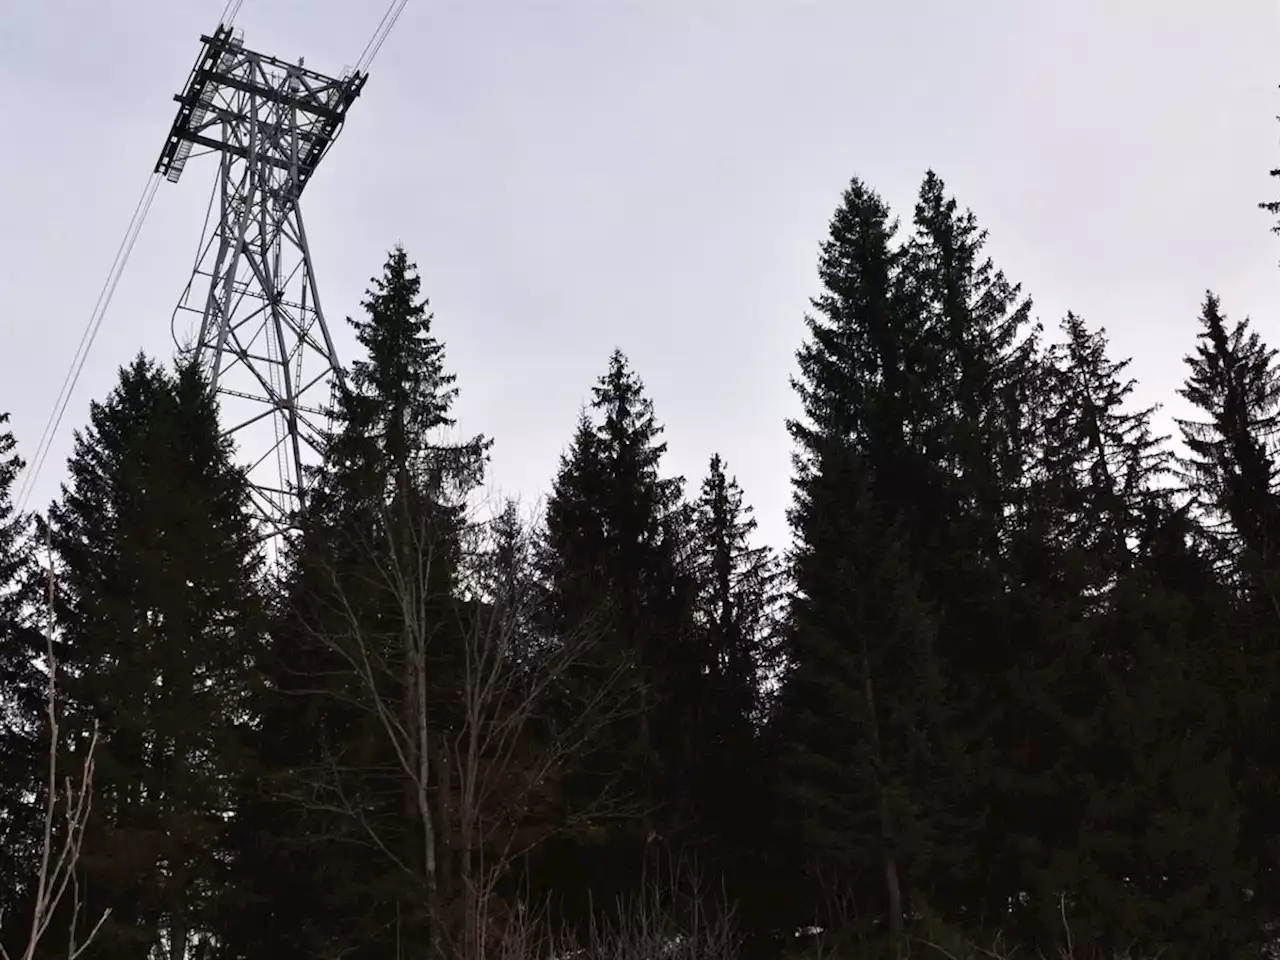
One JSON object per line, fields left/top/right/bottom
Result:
{"left": 3, "top": 0, "right": 1280, "bottom": 552}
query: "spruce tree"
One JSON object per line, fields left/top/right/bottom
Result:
{"left": 1042, "top": 312, "right": 1170, "bottom": 603}
{"left": 905, "top": 169, "right": 1036, "bottom": 528}
{"left": 250, "top": 247, "right": 490, "bottom": 958}
{"left": 997, "top": 315, "right": 1176, "bottom": 944}
{"left": 692, "top": 454, "right": 778, "bottom": 737}
{"left": 686, "top": 455, "right": 781, "bottom": 938}
{"left": 777, "top": 450, "right": 949, "bottom": 942}
{"left": 318, "top": 244, "right": 488, "bottom": 518}
{"left": 896, "top": 173, "right": 1045, "bottom": 932}
{"left": 1177, "top": 292, "right": 1280, "bottom": 596}
{"left": 1068, "top": 500, "right": 1259, "bottom": 957}
{"left": 536, "top": 349, "right": 698, "bottom": 919}
{"left": 0, "top": 413, "right": 44, "bottom": 954}
{"left": 45, "top": 355, "right": 267, "bottom": 960}
{"left": 777, "top": 177, "right": 959, "bottom": 942}
{"left": 1175, "top": 291, "right": 1280, "bottom": 929}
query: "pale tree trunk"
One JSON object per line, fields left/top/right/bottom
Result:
{"left": 883, "top": 846, "right": 904, "bottom": 939}
{"left": 408, "top": 625, "right": 441, "bottom": 951}
{"left": 446, "top": 529, "right": 640, "bottom": 960}
{"left": 167, "top": 905, "right": 188, "bottom": 960}
{"left": 434, "top": 737, "right": 453, "bottom": 912}
{"left": 460, "top": 711, "right": 480, "bottom": 960}
{"left": 308, "top": 505, "right": 636, "bottom": 960}
{"left": 9, "top": 532, "right": 110, "bottom": 960}
{"left": 397, "top": 464, "right": 443, "bottom": 954}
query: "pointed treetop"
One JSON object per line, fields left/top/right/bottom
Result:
{"left": 317, "top": 246, "right": 489, "bottom": 515}
{"left": 587, "top": 349, "right": 671, "bottom": 472}
{"left": 697, "top": 454, "right": 751, "bottom": 547}
{"left": 345, "top": 245, "right": 459, "bottom": 438}
{"left": 791, "top": 176, "right": 906, "bottom": 464}
{"left": 1176, "top": 291, "right": 1280, "bottom": 541}
{"left": 547, "top": 350, "right": 685, "bottom": 565}
{"left": 0, "top": 411, "right": 32, "bottom": 599}
{"left": 0, "top": 412, "right": 21, "bottom": 517}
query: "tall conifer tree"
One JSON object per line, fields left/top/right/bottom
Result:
{"left": 898, "top": 174, "right": 1044, "bottom": 931}
{"left": 685, "top": 455, "right": 780, "bottom": 937}
{"left": 45, "top": 355, "right": 266, "bottom": 960}
{"left": 1176, "top": 291, "right": 1280, "bottom": 929}
{"left": 777, "top": 177, "right": 958, "bottom": 942}
{"left": 1072, "top": 501, "right": 1258, "bottom": 957}
{"left": 1177, "top": 292, "right": 1280, "bottom": 594}
{"left": 692, "top": 454, "right": 778, "bottom": 737}
{"left": 0, "top": 413, "right": 44, "bottom": 954}
{"left": 252, "top": 247, "right": 490, "bottom": 958}
{"left": 537, "top": 350, "right": 698, "bottom": 916}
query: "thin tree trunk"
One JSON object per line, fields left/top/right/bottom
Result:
{"left": 414, "top": 650, "right": 441, "bottom": 954}
{"left": 863, "top": 673, "right": 904, "bottom": 938}
{"left": 883, "top": 850, "right": 904, "bottom": 938}
{"left": 434, "top": 736, "right": 453, "bottom": 924}
{"left": 168, "top": 905, "right": 188, "bottom": 960}
{"left": 395, "top": 455, "right": 442, "bottom": 953}
{"left": 462, "top": 835, "right": 476, "bottom": 960}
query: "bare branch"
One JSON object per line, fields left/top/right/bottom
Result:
{"left": 4, "top": 530, "right": 109, "bottom": 960}
{"left": 286, "top": 496, "right": 644, "bottom": 958}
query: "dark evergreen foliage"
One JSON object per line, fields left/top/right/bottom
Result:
{"left": 10, "top": 139, "right": 1280, "bottom": 959}
{"left": 42, "top": 355, "right": 267, "bottom": 960}
{"left": 1176, "top": 291, "right": 1280, "bottom": 932}
{"left": 685, "top": 455, "right": 782, "bottom": 939}
{"left": 0, "top": 414, "right": 46, "bottom": 956}
{"left": 532, "top": 350, "right": 700, "bottom": 920}
{"left": 1177, "top": 292, "right": 1280, "bottom": 586}
{"left": 234, "top": 247, "right": 490, "bottom": 960}
{"left": 775, "top": 177, "right": 968, "bottom": 942}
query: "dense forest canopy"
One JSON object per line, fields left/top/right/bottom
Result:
{"left": 7, "top": 138, "right": 1280, "bottom": 960}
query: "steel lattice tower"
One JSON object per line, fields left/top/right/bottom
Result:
{"left": 155, "top": 24, "right": 366, "bottom": 527}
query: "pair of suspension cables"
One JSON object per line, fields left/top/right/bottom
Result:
{"left": 13, "top": 0, "right": 409, "bottom": 516}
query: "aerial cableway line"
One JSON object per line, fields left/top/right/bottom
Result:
{"left": 14, "top": 1, "right": 409, "bottom": 526}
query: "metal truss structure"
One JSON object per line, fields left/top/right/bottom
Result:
{"left": 155, "top": 24, "right": 366, "bottom": 528}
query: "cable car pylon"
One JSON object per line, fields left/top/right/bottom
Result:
{"left": 156, "top": 20, "right": 366, "bottom": 531}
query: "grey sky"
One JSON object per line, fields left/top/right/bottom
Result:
{"left": 3, "top": 0, "right": 1279, "bottom": 553}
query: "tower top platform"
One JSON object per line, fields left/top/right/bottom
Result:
{"left": 155, "top": 24, "right": 367, "bottom": 193}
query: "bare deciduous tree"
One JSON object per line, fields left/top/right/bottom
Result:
{"left": 484, "top": 853, "right": 742, "bottom": 960}
{"left": 1, "top": 539, "right": 108, "bottom": 960}
{"left": 293, "top": 499, "right": 640, "bottom": 959}
{"left": 450, "top": 505, "right": 644, "bottom": 960}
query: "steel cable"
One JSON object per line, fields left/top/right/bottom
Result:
{"left": 15, "top": 173, "right": 162, "bottom": 515}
